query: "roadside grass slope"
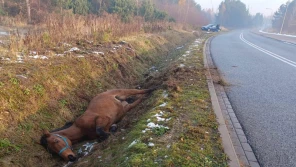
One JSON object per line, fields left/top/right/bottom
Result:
{"left": 70, "top": 36, "right": 228, "bottom": 167}
{"left": 0, "top": 29, "right": 209, "bottom": 166}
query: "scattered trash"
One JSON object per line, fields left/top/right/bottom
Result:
{"left": 114, "top": 45, "right": 122, "bottom": 48}
{"left": 69, "top": 47, "right": 80, "bottom": 52}
{"left": 29, "top": 55, "right": 48, "bottom": 59}
{"left": 176, "top": 46, "right": 184, "bottom": 50}
{"left": 179, "top": 64, "right": 185, "bottom": 68}
{"left": 147, "top": 122, "right": 169, "bottom": 130}
{"left": 63, "top": 43, "right": 71, "bottom": 47}
{"left": 149, "top": 66, "right": 157, "bottom": 71}
{"left": 16, "top": 75, "right": 27, "bottom": 79}
{"left": 128, "top": 140, "right": 138, "bottom": 148}
{"left": 162, "top": 91, "right": 168, "bottom": 98}
{"left": 148, "top": 142, "right": 155, "bottom": 147}
{"left": 30, "top": 51, "right": 37, "bottom": 55}
{"left": 156, "top": 117, "right": 165, "bottom": 122}
{"left": 93, "top": 51, "right": 104, "bottom": 55}
{"left": 63, "top": 161, "right": 74, "bottom": 167}
{"left": 159, "top": 103, "right": 167, "bottom": 107}
{"left": 120, "top": 41, "right": 128, "bottom": 44}
{"left": 55, "top": 54, "right": 64, "bottom": 57}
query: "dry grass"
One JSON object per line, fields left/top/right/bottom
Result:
{"left": 0, "top": 27, "right": 196, "bottom": 166}
{"left": 3, "top": 13, "right": 172, "bottom": 56}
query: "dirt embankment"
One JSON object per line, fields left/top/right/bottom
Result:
{"left": 0, "top": 29, "right": 213, "bottom": 166}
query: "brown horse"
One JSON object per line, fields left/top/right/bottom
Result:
{"left": 39, "top": 88, "right": 155, "bottom": 162}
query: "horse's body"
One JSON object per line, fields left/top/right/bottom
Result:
{"left": 40, "top": 89, "right": 154, "bottom": 161}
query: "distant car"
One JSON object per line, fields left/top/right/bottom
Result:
{"left": 201, "top": 24, "right": 221, "bottom": 32}
{"left": 201, "top": 24, "right": 214, "bottom": 31}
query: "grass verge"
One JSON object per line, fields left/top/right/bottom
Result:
{"left": 71, "top": 36, "right": 228, "bottom": 167}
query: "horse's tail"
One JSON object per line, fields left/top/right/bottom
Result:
{"left": 146, "top": 86, "right": 160, "bottom": 93}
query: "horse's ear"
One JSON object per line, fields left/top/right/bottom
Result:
{"left": 43, "top": 129, "right": 51, "bottom": 138}
{"left": 32, "top": 137, "right": 41, "bottom": 144}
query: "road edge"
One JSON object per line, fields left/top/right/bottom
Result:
{"left": 203, "top": 36, "right": 260, "bottom": 167}
{"left": 251, "top": 31, "right": 296, "bottom": 46}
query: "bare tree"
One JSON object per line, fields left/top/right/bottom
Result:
{"left": 26, "top": 0, "right": 31, "bottom": 23}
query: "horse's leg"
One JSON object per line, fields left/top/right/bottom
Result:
{"left": 123, "top": 95, "right": 144, "bottom": 113}
{"left": 95, "top": 116, "right": 112, "bottom": 141}
{"left": 113, "top": 88, "right": 155, "bottom": 101}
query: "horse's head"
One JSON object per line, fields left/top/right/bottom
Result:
{"left": 40, "top": 130, "right": 77, "bottom": 162}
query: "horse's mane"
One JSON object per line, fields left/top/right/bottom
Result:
{"left": 40, "top": 122, "right": 74, "bottom": 148}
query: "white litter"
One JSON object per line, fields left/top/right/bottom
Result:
{"left": 114, "top": 45, "right": 122, "bottom": 48}
{"left": 159, "top": 103, "right": 167, "bottom": 107}
{"left": 16, "top": 75, "right": 27, "bottom": 79}
{"left": 166, "top": 118, "right": 171, "bottom": 121}
{"left": 55, "top": 54, "right": 64, "bottom": 57}
{"left": 148, "top": 142, "right": 155, "bottom": 147}
{"left": 147, "top": 122, "right": 158, "bottom": 128}
{"left": 63, "top": 161, "right": 74, "bottom": 167}
{"left": 179, "top": 64, "right": 185, "bottom": 68}
{"left": 40, "top": 56, "right": 48, "bottom": 59}
{"left": 93, "top": 51, "right": 104, "bottom": 55}
{"left": 176, "top": 46, "right": 184, "bottom": 50}
{"left": 154, "top": 113, "right": 163, "bottom": 117}
{"left": 82, "top": 142, "right": 97, "bottom": 152}
{"left": 69, "top": 47, "right": 80, "bottom": 52}
{"left": 63, "top": 43, "right": 71, "bottom": 47}
{"left": 128, "top": 140, "right": 138, "bottom": 148}
{"left": 29, "top": 55, "right": 48, "bottom": 59}
{"left": 156, "top": 117, "right": 165, "bottom": 122}
{"left": 162, "top": 91, "right": 168, "bottom": 98}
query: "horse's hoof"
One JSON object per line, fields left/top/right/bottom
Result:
{"left": 96, "top": 127, "right": 105, "bottom": 136}
{"left": 110, "top": 124, "right": 118, "bottom": 133}
{"left": 96, "top": 127, "right": 110, "bottom": 141}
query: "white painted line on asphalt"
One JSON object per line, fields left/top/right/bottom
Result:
{"left": 283, "top": 41, "right": 296, "bottom": 46}
{"left": 240, "top": 33, "right": 296, "bottom": 68}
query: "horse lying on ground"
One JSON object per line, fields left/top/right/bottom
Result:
{"left": 39, "top": 88, "right": 155, "bottom": 162}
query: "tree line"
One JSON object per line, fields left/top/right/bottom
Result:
{"left": 0, "top": 0, "right": 210, "bottom": 26}
{"left": 216, "top": 0, "right": 263, "bottom": 28}
{"left": 272, "top": 0, "right": 296, "bottom": 33}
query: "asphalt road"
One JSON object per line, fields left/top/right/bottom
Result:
{"left": 210, "top": 30, "right": 296, "bottom": 167}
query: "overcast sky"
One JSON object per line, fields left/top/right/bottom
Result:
{"left": 195, "top": 0, "right": 289, "bottom": 16}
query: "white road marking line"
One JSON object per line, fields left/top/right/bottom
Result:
{"left": 240, "top": 33, "right": 296, "bottom": 68}
{"left": 283, "top": 41, "right": 296, "bottom": 46}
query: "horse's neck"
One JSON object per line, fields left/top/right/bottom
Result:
{"left": 53, "top": 125, "right": 83, "bottom": 143}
